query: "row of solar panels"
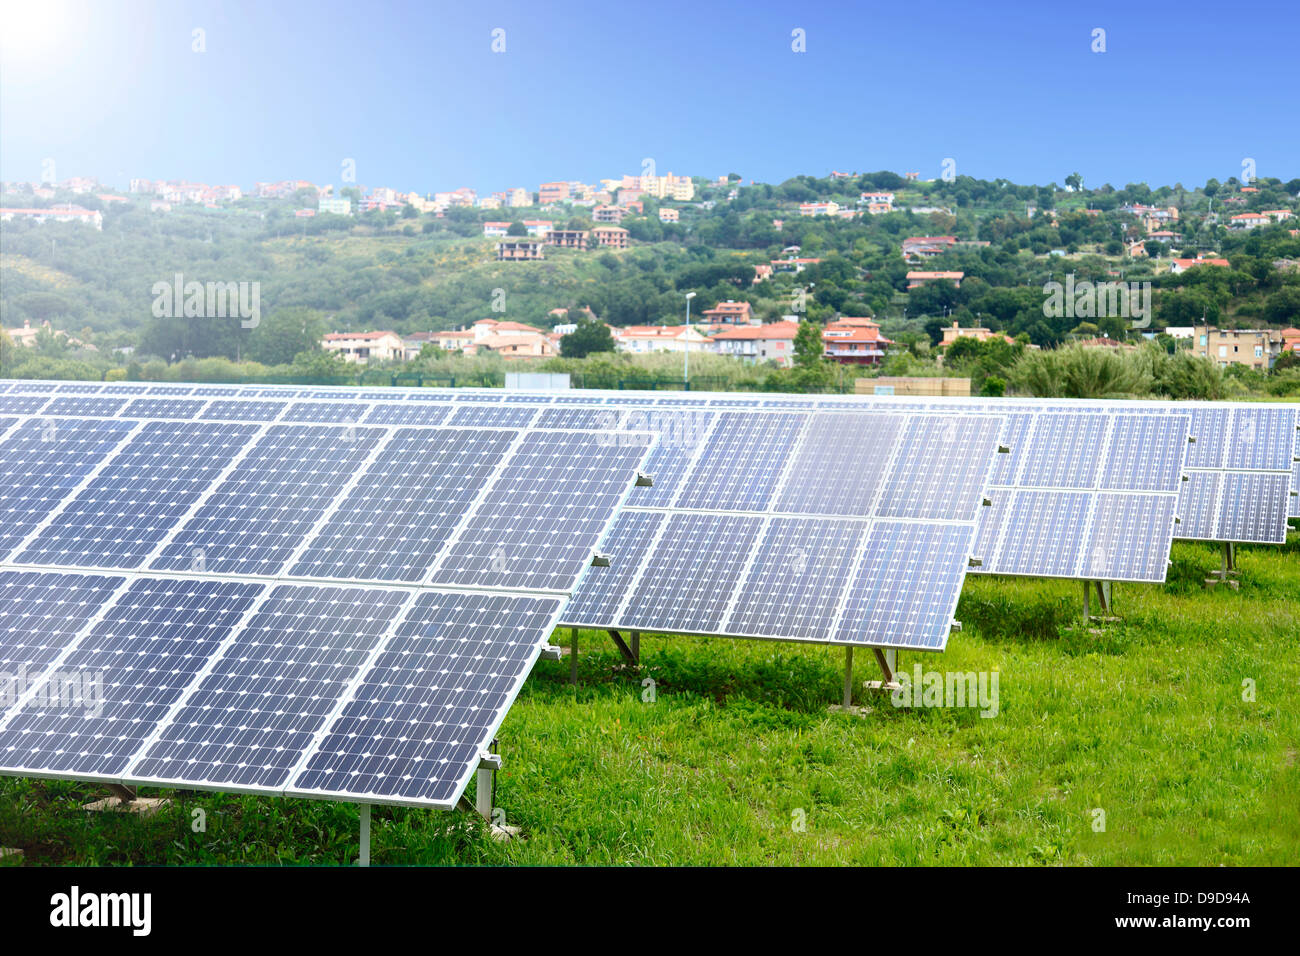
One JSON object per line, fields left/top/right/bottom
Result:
{"left": 0, "top": 407, "right": 657, "bottom": 808}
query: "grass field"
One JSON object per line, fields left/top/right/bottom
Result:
{"left": 2, "top": 533, "right": 1297, "bottom": 866}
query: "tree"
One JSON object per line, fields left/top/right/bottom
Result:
{"left": 247, "top": 307, "right": 330, "bottom": 366}
{"left": 1065, "top": 172, "right": 1084, "bottom": 191}
{"left": 560, "top": 318, "right": 615, "bottom": 358}
{"left": 506, "top": 221, "right": 527, "bottom": 237}
{"left": 793, "top": 320, "right": 825, "bottom": 368}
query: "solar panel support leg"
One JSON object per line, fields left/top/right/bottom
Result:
{"left": 608, "top": 630, "right": 638, "bottom": 665}
{"left": 861, "top": 648, "right": 903, "bottom": 696}
{"left": 842, "top": 648, "right": 854, "bottom": 707}
{"left": 631, "top": 631, "right": 640, "bottom": 663}
{"left": 358, "top": 804, "right": 371, "bottom": 868}
{"left": 570, "top": 628, "right": 579, "bottom": 685}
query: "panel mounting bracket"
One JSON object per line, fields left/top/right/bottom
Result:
{"left": 538, "top": 644, "right": 563, "bottom": 662}
{"left": 591, "top": 551, "right": 611, "bottom": 568}
{"left": 635, "top": 471, "right": 655, "bottom": 487}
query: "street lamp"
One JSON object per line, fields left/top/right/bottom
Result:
{"left": 684, "top": 292, "right": 696, "bottom": 387}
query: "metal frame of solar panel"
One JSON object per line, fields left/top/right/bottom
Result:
{"left": 0, "top": 386, "right": 656, "bottom": 812}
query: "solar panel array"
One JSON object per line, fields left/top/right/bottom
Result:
{"left": 0, "top": 388, "right": 655, "bottom": 808}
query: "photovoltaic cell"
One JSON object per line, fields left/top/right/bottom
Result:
{"left": 675, "top": 412, "right": 804, "bottom": 511}
{"left": 150, "top": 424, "right": 385, "bottom": 576}
{"left": 289, "top": 591, "right": 563, "bottom": 806}
{"left": 775, "top": 415, "right": 901, "bottom": 517}
{"left": 834, "top": 521, "right": 973, "bottom": 648}
{"left": 0, "top": 570, "right": 123, "bottom": 688}
{"left": 43, "top": 397, "right": 125, "bottom": 417}
{"left": 561, "top": 510, "right": 664, "bottom": 627}
{"left": 129, "top": 585, "right": 410, "bottom": 790}
{"left": 121, "top": 398, "right": 205, "bottom": 419}
{"left": 616, "top": 408, "right": 713, "bottom": 507}
{"left": 281, "top": 402, "right": 370, "bottom": 424}
{"left": 17, "top": 421, "right": 257, "bottom": 570}
{"left": 877, "top": 415, "right": 1003, "bottom": 521}
{"left": 0, "top": 578, "right": 262, "bottom": 778}
{"left": 1084, "top": 493, "right": 1177, "bottom": 581}
{"left": 1216, "top": 472, "right": 1291, "bottom": 544}
{"left": 363, "top": 403, "right": 449, "bottom": 426}
{"left": 200, "top": 399, "right": 285, "bottom": 422}
{"left": 1100, "top": 415, "right": 1188, "bottom": 492}
{"left": 1016, "top": 414, "right": 1107, "bottom": 488}
{"left": 447, "top": 405, "right": 539, "bottom": 429}
{"left": 0, "top": 417, "right": 136, "bottom": 560}
{"left": 985, "top": 490, "right": 1092, "bottom": 578}
{"left": 290, "top": 428, "right": 515, "bottom": 582}
{"left": 431, "top": 431, "right": 652, "bottom": 591}
{"left": 728, "top": 519, "right": 865, "bottom": 641}
{"left": 0, "top": 395, "right": 49, "bottom": 414}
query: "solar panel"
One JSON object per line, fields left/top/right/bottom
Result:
{"left": 0, "top": 384, "right": 656, "bottom": 809}
{"left": 564, "top": 407, "right": 1006, "bottom": 650}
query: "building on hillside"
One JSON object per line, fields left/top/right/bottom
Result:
{"left": 546, "top": 229, "right": 589, "bottom": 248}
{"left": 1261, "top": 209, "right": 1294, "bottom": 223}
{"left": 322, "top": 330, "right": 405, "bottom": 364}
{"left": 902, "top": 236, "right": 957, "bottom": 259}
{"left": 538, "top": 182, "right": 570, "bottom": 204}
{"left": 0, "top": 205, "right": 103, "bottom": 230}
{"left": 522, "top": 219, "right": 552, "bottom": 237}
{"left": 3, "top": 319, "right": 95, "bottom": 350}
{"left": 591, "top": 226, "right": 629, "bottom": 249}
{"left": 507, "top": 187, "right": 530, "bottom": 207}
{"left": 906, "top": 270, "right": 964, "bottom": 289}
{"left": 1191, "top": 325, "right": 1286, "bottom": 369}
{"left": 798, "top": 201, "right": 840, "bottom": 217}
{"left": 483, "top": 221, "right": 511, "bottom": 237}
{"left": 1169, "top": 257, "right": 1229, "bottom": 274}
{"left": 658, "top": 207, "right": 679, "bottom": 223}
{"left": 496, "top": 239, "right": 545, "bottom": 260}
{"left": 593, "top": 204, "right": 627, "bottom": 223}
{"left": 318, "top": 198, "right": 352, "bottom": 215}
{"left": 771, "top": 257, "right": 821, "bottom": 275}
{"left": 709, "top": 320, "right": 798, "bottom": 367}
{"left": 859, "top": 191, "right": 895, "bottom": 211}
{"left": 1278, "top": 328, "right": 1300, "bottom": 352}
{"left": 612, "top": 325, "right": 713, "bottom": 355}
{"left": 822, "top": 316, "right": 892, "bottom": 365}
{"left": 701, "top": 300, "right": 753, "bottom": 325}
{"left": 1229, "top": 212, "right": 1269, "bottom": 230}
{"left": 940, "top": 321, "right": 1016, "bottom": 347}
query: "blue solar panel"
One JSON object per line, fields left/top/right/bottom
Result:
{"left": 618, "top": 408, "right": 713, "bottom": 507}
{"left": 1185, "top": 408, "right": 1231, "bottom": 468}
{"left": 289, "top": 591, "right": 563, "bottom": 806}
{"left": 1100, "top": 415, "right": 1188, "bottom": 492}
{"left": 0, "top": 578, "right": 262, "bottom": 778}
{"left": 146, "top": 386, "right": 194, "bottom": 395}
{"left": 876, "top": 415, "right": 1003, "bottom": 521}
{"left": 1216, "top": 472, "right": 1291, "bottom": 544}
{"left": 430, "top": 431, "right": 653, "bottom": 591}
{"left": 776, "top": 414, "right": 902, "bottom": 517}
{"left": 1177, "top": 471, "right": 1221, "bottom": 540}
{"left": 561, "top": 510, "right": 664, "bottom": 627}
{"left": 17, "top": 421, "right": 258, "bottom": 569}
{"left": 43, "top": 397, "right": 126, "bottom": 417}
{"left": 363, "top": 403, "right": 450, "bottom": 426}
{"left": 1016, "top": 414, "right": 1107, "bottom": 488}
{"left": 0, "top": 417, "right": 136, "bottom": 560}
{"left": 281, "top": 402, "right": 370, "bottom": 424}
{"left": 291, "top": 428, "right": 516, "bottom": 582}
{"left": 535, "top": 406, "right": 621, "bottom": 431}
{"left": 122, "top": 398, "right": 205, "bottom": 419}
{"left": 0, "top": 395, "right": 50, "bottom": 415}
{"left": 150, "top": 424, "right": 385, "bottom": 576}
{"left": 727, "top": 519, "right": 865, "bottom": 641}
{"left": 1084, "top": 493, "right": 1178, "bottom": 581}
{"left": 53, "top": 383, "right": 101, "bottom": 394}
{"left": 100, "top": 384, "right": 150, "bottom": 394}
{"left": 834, "top": 521, "right": 973, "bottom": 648}
{"left": 982, "top": 490, "right": 1092, "bottom": 578}
{"left": 618, "top": 513, "right": 764, "bottom": 634}
{"left": 0, "top": 570, "right": 124, "bottom": 687}
{"left": 1226, "top": 407, "right": 1295, "bottom": 471}
{"left": 129, "top": 585, "right": 411, "bottom": 790}
{"left": 447, "top": 405, "right": 539, "bottom": 428}
{"left": 199, "top": 399, "right": 285, "bottom": 422}
{"left": 190, "top": 386, "right": 242, "bottom": 397}
{"left": 675, "top": 412, "right": 804, "bottom": 511}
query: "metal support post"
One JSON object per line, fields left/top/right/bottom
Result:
{"left": 842, "top": 647, "right": 854, "bottom": 707}
{"left": 570, "top": 627, "right": 578, "bottom": 685}
{"left": 359, "top": 804, "right": 371, "bottom": 867}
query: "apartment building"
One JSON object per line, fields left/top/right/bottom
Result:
{"left": 496, "top": 239, "right": 545, "bottom": 260}
{"left": 1191, "top": 325, "right": 1286, "bottom": 369}
{"left": 322, "top": 330, "right": 405, "bottom": 365}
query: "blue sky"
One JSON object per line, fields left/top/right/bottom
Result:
{"left": 2, "top": 0, "right": 1297, "bottom": 195}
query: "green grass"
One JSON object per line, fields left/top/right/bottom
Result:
{"left": 3, "top": 534, "right": 1297, "bottom": 866}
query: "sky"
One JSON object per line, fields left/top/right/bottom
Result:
{"left": 2, "top": 0, "right": 1298, "bottom": 196}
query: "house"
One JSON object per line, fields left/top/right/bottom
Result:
{"left": 1279, "top": 328, "right": 1300, "bottom": 353}
{"left": 593, "top": 204, "right": 627, "bottom": 223}
{"left": 1191, "top": 325, "right": 1285, "bottom": 369}
{"left": 591, "top": 226, "right": 629, "bottom": 249}
{"left": 822, "top": 316, "right": 892, "bottom": 365}
{"left": 940, "top": 321, "right": 1015, "bottom": 347}
{"left": 546, "top": 229, "right": 589, "bottom": 248}
{"left": 1262, "top": 209, "right": 1294, "bottom": 223}
{"left": 470, "top": 318, "right": 557, "bottom": 359}
{"left": 709, "top": 320, "right": 798, "bottom": 367}
{"left": 859, "top": 191, "right": 895, "bottom": 208}
{"left": 483, "top": 221, "right": 512, "bottom": 237}
{"left": 497, "top": 239, "right": 545, "bottom": 261}
{"left": 3, "top": 319, "right": 95, "bottom": 350}
{"left": 322, "top": 330, "right": 405, "bottom": 364}
{"left": 294, "top": 209, "right": 316, "bottom": 218}
{"left": 318, "top": 198, "right": 352, "bottom": 215}
{"left": 701, "top": 301, "right": 753, "bottom": 325}
{"left": 522, "top": 219, "right": 553, "bottom": 237}
{"left": 1169, "top": 258, "right": 1230, "bottom": 274}
{"left": 771, "top": 257, "right": 821, "bottom": 275}
{"left": 798, "top": 201, "right": 840, "bottom": 217}
{"left": 612, "top": 325, "right": 713, "bottom": 355}
{"left": 538, "top": 182, "right": 570, "bottom": 205}
{"left": 0, "top": 205, "right": 103, "bottom": 230}
{"left": 658, "top": 208, "right": 679, "bottom": 223}
{"left": 752, "top": 263, "right": 773, "bottom": 284}
{"left": 902, "top": 236, "right": 957, "bottom": 259}
{"left": 906, "top": 270, "right": 964, "bottom": 290}
{"left": 1229, "top": 213, "right": 1269, "bottom": 230}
